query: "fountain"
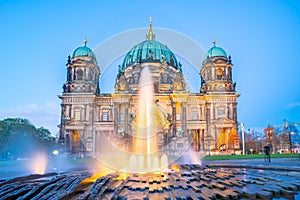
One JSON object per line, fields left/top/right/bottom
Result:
{"left": 1, "top": 63, "right": 299, "bottom": 200}
{"left": 134, "top": 66, "right": 156, "bottom": 155}
{"left": 28, "top": 153, "right": 47, "bottom": 175}
{"left": 125, "top": 66, "right": 169, "bottom": 173}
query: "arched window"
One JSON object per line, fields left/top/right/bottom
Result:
{"left": 77, "top": 69, "right": 83, "bottom": 80}
{"left": 216, "top": 68, "right": 223, "bottom": 80}
{"left": 85, "top": 69, "right": 89, "bottom": 80}
{"left": 67, "top": 67, "right": 72, "bottom": 82}
{"left": 90, "top": 71, "right": 94, "bottom": 81}
{"left": 100, "top": 107, "right": 111, "bottom": 121}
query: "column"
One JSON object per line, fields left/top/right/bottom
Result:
{"left": 197, "top": 130, "right": 200, "bottom": 151}
{"left": 124, "top": 103, "right": 129, "bottom": 133}
{"left": 114, "top": 103, "right": 119, "bottom": 133}
{"left": 206, "top": 103, "right": 211, "bottom": 131}
{"left": 199, "top": 129, "right": 203, "bottom": 151}
{"left": 68, "top": 131, "right": 72, "bottom": 152}
{"left": 84, "top": 105, "right": 88, "bottom": 122}
{"left": 205, "top": 103, "right": 212, "bottom": 153}
{"left": 229, "top": 103, "right": 233, "bottom": 120}
{"left": 233, "top": 103, "right": 237, "bottom": 122}
{"left": 70, "top": 104, "right": 74, "bottom": 119}
{"left": 59, "top": 104, "right": 65, "bottom": 143}
{"left": 181, "top": 103, "right": 187, "bottom": 136}
{"left": 211, "top": 103, "right": 215, "bottom": 120}
{"left": 67, "top": 105, "right": 71, "bottom": 119}
{"left": 187, "top": 129, "right": 191, "bottom": 147}
{"left": 172, "top": 101, "right": 176, "bottom": 137}
{"left": 80, "top": 130, "right": 85, "bottom": 154}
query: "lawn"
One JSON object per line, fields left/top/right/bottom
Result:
{"left": 202, "top": 153, "right": 300, "bottom": 161}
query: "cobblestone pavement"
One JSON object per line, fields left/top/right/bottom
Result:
{"left": 0, "top": 158, "right": 299, "bottom": 199}
{"left": 0, "top": 162, "right": 299, "bottom": 199}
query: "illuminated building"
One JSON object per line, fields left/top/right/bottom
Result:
{"left": 58, "top": 21, "right": 241, "bottom": 156}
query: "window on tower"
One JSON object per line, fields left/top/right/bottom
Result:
{"left": 192, "top": 111, "right": 198, "bottom": 120}
{"left": 74, "top": 110, "right": 81, "bottom": 121}
{"left": 216, "top": 68, "right": 223, "bottom": 80}
{"left": 217, "top": 108, "right": 225, "bottom": 118}
{"left": 77, "top": 69, "right": 83, "bottom": 80}
{"left": 120, "top": 114, "right": 125, "bottom": 122}
{"left": 102, "top": 111, "right": 109, "bottom": 121}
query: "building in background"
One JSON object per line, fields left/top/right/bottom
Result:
{"left": 58, "top": 21, "right": 240, "bottom": 156}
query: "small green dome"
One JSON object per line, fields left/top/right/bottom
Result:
{"left": 205, "top": 45, "right": 227, "bottom": 59}
{"left": 121, "top": 39, "right": 179, "bottom": 71}
{"left": 72, "top": 45, "right": 96, "bottom": 59}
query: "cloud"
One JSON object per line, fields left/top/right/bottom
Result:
{"left": 0, "top": 101, "right": 60, "bottom": 135}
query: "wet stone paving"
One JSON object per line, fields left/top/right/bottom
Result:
{"left": 0, "top": 164, "right": 299, "bottom": 200}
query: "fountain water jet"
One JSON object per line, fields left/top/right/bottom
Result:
{"left": 130, "top": 66, "right": 167, "bottom": 173}
{"left": 28, "top": 153, "right": 47, "bottom": 174}
{"left": 134, "top": 67, "right": 156, "bottom": 155}
{"left": 93, "top": 66, "right": 171, "bottom": 174}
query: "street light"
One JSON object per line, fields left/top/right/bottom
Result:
{"left": 284, "top": 119, "right": 291, "bottom": 153}
{"left": 219, "top": 144, "right": 225, "bottom": 155}
{"left": 205, "top": 135, "right": 214, "bottom": 156}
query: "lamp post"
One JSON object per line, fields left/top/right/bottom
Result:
{"left": 284, "top": 119, "right": 292, "bottom": 153}
{"left": 241, "top": 123, "right": 245, "bottom": 155}
{"left": 205, "top": 134, "right": 213, "bottom": 156}
{"left": 248, "top": 128, "right": 252, "bottom": 153}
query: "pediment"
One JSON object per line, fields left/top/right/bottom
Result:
{"left": 213, "top": 118, "right": 235, "bottom": 125}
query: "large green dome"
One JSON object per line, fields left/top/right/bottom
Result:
{"left": 121, "top": 39, "right": 179, "bottom": 72}
{"left": 205, "top": 44, "right": 227, "bottom": 59}
{"left": 72, "top": 43, "right": 96, "bottom": 59}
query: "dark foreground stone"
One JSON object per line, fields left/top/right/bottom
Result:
{"left": 0, "top": 164, "right": 299, "bottom": 199}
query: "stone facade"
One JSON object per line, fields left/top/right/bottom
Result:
{"left": 58, "top": 28, "right": 240, "bottom": 156}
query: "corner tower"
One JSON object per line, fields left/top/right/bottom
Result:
{"left": 200, "top": 40, "right": 235, "bottom": 94}
{"left": 200, "top": 40, "right": 240, "bottom": 153}
{"left": 63, "top": 40, "right": 100, "bottom": 94}
{"left": 58, "top": 40, "right": 100, "bottom": 154}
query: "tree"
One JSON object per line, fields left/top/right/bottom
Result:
{"left": 244, "top": 129, "right": 264, "bottom": 154}
{"left": 289, "top": 123, "right": 300, "bottom": 145}
{"left": 0, "top": 118, "right": 56, "bottom": 159}
{"left": 271, "top": 122, "right": 299, "bottom": 153}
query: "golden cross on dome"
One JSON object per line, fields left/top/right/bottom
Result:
{"left": 146, "top": 16, "right": 155, "bottom": 40}
{"left": 213, "top": 39, "right": 216, "bottom": 46}
{"left": 84, "top": 38, "right": 88, "bottom": 46}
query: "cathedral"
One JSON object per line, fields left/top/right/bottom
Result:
{"left": 58, "top": 21, "right": 241, "bottom": 156}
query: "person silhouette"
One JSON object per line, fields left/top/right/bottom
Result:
{"left": 264, "top": 145, "right": 271, "bottom": 162}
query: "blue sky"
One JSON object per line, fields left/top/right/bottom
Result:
{"left": 0, "top": 0, "right": 299, "bottom": 134}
